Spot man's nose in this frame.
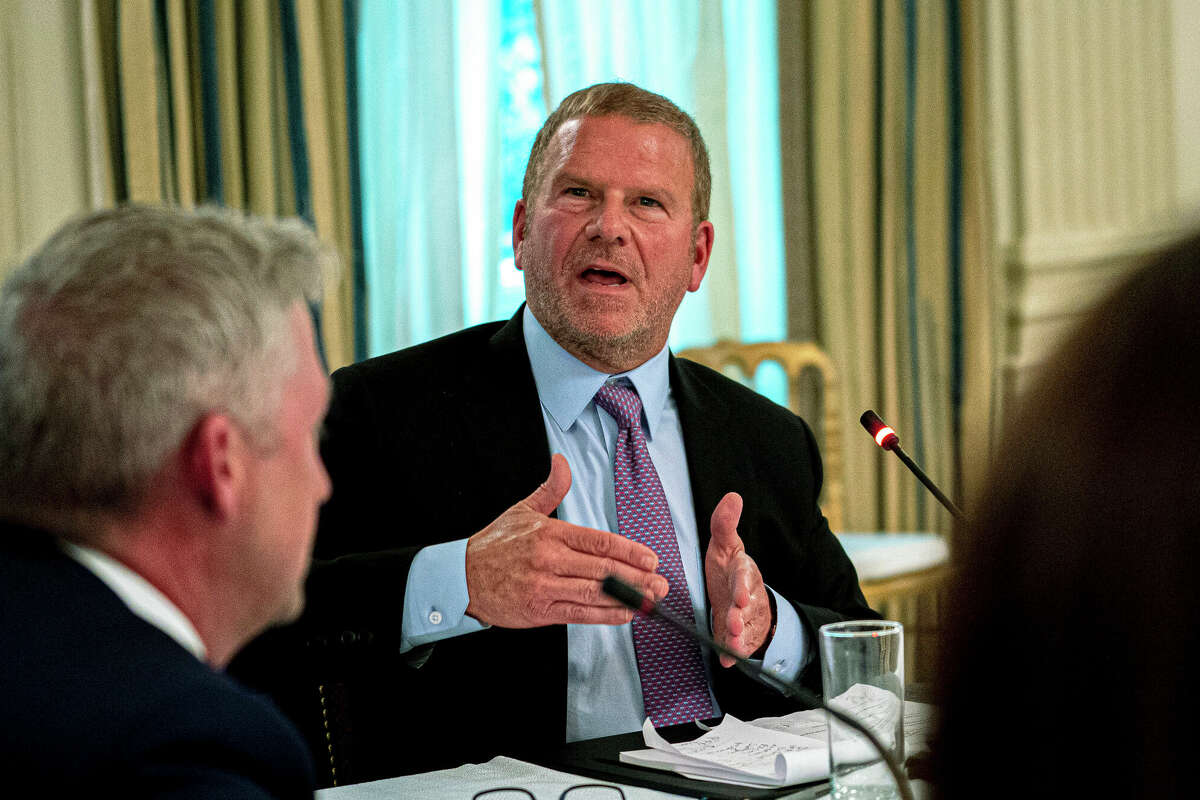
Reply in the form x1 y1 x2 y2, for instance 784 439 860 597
584 198 628 245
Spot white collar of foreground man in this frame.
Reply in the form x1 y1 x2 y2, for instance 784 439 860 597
61 540 207 661
522 305 672 438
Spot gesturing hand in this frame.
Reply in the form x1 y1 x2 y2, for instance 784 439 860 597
465 454 669 629
705 492 773 667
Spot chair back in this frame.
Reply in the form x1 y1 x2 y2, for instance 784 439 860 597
676 340 845 532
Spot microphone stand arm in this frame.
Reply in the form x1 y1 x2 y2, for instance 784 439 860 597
890 443 966 521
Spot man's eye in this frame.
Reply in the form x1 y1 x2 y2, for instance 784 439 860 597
638 196 662 208
565 187 589 197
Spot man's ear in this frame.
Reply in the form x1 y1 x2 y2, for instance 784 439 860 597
183 413 242 519
512 200 528 271
688 220 715 293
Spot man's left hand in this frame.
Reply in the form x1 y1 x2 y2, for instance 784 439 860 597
705 492 773 667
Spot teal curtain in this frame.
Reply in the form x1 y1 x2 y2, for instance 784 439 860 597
358 0 467 354
721 0 785 345
357 0 788 364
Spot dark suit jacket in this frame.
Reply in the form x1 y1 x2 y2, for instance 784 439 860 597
232 310 874 784
0 521 314 798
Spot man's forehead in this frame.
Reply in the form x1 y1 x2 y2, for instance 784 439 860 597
542 115 692 184
550 114 687 150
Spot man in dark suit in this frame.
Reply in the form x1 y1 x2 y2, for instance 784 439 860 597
235 82 874 784
0 205 335 796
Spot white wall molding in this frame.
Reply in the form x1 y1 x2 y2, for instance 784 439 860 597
1008 223 1187 270
983 0 1198 409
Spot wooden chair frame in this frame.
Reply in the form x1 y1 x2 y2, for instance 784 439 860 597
677 340 845 532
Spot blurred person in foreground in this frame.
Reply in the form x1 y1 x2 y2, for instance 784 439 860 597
934 232 1200 798
0 205 334 797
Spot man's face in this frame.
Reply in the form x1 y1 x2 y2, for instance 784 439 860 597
240 304 331 627
514 115 714 373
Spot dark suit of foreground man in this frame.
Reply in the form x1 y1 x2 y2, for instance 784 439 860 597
0 206 334 797
233 82 874 785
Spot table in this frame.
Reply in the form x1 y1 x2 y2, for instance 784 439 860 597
315 756 685 800
315 722 936 800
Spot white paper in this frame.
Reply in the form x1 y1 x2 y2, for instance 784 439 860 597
620 714 829 786
751 689 935 755
618 686 937 788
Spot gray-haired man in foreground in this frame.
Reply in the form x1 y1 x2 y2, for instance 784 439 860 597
0 205 333 797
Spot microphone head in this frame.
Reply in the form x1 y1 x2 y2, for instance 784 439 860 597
602 576 654 615
860 409 900 450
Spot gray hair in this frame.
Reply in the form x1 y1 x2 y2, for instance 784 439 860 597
0 205 334 530
522 82 712 225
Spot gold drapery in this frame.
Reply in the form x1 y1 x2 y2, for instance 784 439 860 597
79 0 356 369
778 0 999 536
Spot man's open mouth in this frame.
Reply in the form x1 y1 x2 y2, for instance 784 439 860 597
581 267 628 286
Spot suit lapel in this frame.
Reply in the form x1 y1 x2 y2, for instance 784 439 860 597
669 356 753 559
480 308 568 736
457 308 555 513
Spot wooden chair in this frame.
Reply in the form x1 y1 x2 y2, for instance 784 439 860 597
677 340 950 681
677 340 846 531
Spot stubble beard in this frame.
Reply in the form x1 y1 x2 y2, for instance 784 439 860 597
525 248 686 374
536 293 659 373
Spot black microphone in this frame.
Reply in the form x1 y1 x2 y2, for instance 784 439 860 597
860 410 965 521
602 575 914 800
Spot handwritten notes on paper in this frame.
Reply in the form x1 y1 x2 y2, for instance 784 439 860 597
618 684 935 788
623 714 828 787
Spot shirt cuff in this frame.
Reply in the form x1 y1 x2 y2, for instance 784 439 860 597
752 585 808 682
400 538 488 652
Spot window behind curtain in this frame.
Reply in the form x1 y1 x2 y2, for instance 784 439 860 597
356 0 788 405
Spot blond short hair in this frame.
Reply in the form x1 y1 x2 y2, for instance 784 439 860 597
522 82 712 225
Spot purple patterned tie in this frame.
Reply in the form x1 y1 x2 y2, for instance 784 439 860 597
593 381 714 727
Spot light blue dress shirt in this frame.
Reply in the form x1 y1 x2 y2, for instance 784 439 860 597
398 307 808 741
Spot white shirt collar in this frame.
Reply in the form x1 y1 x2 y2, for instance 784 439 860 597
61 540 207 662
522 305 672 437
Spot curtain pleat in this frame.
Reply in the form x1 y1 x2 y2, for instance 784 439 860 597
878 0 904 529
214 0 244 207
293 0 355 370
777 0 816 343
944 0 964 499
916 0 953 534
957 0 1001 530
242 0 279 216
809 0 875 528
164 0 198 206
81 0 119 207
342 0 367 361
278 0 311 224
271 18 298 219
117 0 163 202
197 1 223 200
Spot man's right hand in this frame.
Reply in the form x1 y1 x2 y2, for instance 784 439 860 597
464 453 668 628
